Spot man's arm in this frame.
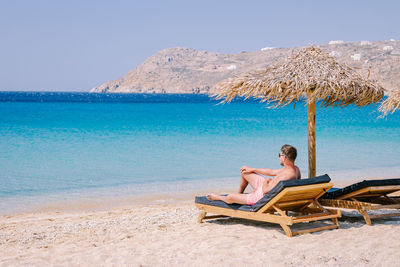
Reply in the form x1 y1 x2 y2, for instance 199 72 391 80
241 166 279 176
253 168 279 176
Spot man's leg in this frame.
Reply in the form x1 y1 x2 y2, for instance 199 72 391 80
206 193 248 205
238 172 264 193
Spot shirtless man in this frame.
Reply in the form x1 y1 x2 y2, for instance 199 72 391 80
206 144 301 205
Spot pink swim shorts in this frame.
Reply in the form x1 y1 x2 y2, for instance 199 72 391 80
246 175 265 205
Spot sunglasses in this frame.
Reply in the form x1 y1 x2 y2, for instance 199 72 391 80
278 153 284 158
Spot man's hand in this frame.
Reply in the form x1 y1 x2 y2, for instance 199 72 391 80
241 166 254 174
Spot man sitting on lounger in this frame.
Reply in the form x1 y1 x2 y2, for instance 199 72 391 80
206 144 301 205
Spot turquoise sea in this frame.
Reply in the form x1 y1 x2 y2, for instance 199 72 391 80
1 92 399 214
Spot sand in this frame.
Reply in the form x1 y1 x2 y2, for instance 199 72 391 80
1 198 400 267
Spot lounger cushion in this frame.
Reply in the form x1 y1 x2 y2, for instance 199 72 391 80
195 174 331 212
321 178 400 199
195 195 253 211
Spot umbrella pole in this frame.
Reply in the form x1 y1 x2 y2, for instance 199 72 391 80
307 100 316 178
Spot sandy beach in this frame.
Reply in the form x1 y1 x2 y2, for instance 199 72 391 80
1 197 400 267
2 0 400 266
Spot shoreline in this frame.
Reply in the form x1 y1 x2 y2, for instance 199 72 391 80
1 166 399 217
0 177 239 216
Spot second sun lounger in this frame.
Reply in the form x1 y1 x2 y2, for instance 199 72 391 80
320 178 400 225
195 174 341 237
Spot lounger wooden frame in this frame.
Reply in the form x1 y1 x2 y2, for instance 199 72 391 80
320 185 400 225
196 183 341 237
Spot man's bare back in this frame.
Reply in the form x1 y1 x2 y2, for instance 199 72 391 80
261 165 300 194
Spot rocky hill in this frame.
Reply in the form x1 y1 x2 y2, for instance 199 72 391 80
91 40 400 94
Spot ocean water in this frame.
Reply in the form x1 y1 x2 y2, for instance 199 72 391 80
1 92 399 214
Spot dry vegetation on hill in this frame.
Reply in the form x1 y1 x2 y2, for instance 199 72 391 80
91 40 400 94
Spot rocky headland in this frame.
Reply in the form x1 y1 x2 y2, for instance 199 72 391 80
91 40 400 94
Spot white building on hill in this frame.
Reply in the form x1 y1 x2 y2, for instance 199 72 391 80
360 41 371 46
351 54 362 61
329 40 344 45
329 51 341 57
261 47 274 51
383 46 394 51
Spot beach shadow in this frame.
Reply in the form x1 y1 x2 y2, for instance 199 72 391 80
203 216 339 237
335 210 400 229
206 216 276 228
201 210 400 236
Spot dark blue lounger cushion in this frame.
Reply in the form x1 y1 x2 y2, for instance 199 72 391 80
195 174 331 212
321 178 400 199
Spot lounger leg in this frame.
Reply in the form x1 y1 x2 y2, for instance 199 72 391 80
358 209 372 226
280 224 293 237
197 210 207 223
331 217 339 227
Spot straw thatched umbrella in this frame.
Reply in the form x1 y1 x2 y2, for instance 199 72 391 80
215 46 385 178
379 88 400 116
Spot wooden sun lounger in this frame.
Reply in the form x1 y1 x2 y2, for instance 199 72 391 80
195 175 341 237
319 180 400 225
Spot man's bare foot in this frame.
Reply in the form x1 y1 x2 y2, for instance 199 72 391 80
206 193 221 201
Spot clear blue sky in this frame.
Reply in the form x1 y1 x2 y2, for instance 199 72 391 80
1 0 399 92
